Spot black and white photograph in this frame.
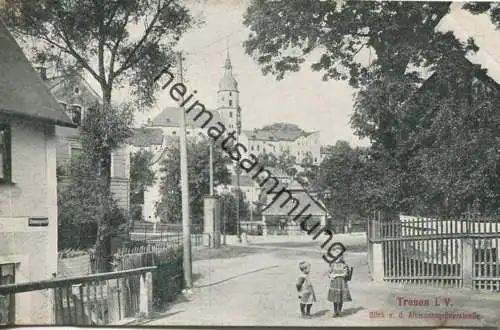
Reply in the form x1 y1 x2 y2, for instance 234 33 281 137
1 0 500 327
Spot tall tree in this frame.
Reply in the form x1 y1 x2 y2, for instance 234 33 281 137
220 189 251 235
2 0 199 106
58 104 133 266
397 57 500 216
257 151 278 168
243 1 488 217
318 141 370 223
296 152 318 190
156 138 232 225
276 149 297 176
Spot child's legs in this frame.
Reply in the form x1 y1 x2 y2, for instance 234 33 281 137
306 304 312 315
299 303 306 315
334 298 343 314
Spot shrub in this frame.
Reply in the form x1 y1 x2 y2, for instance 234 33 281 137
58 189 128 251
152 247 184 307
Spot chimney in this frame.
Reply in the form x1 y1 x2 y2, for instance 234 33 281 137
37 66 48 81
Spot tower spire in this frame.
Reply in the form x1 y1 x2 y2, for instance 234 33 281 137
225 50 232 71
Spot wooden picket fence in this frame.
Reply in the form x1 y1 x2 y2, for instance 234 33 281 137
114 243 184 305
0 267 155 326
368 213 500 291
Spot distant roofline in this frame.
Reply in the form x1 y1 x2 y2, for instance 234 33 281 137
48 72 103 102
0 108 77 128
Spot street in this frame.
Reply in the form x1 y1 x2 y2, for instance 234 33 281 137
143 234 500 327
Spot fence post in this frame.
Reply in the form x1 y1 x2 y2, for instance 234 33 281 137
462 238 474 289
371 241 385 282
139 271 153 317
52 273 57 325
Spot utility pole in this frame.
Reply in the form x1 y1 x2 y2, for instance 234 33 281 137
236 106 242 242
177 52 192 289
209 142 214 195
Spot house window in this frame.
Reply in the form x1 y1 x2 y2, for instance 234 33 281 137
229 92 232 96
229 112 233 118
0 126 12 183
172 131 176 136
0 263 15 325
71 146 82 160
70 105 82 126
229 100 233 107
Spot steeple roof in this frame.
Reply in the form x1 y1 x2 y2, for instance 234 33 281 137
218 52 238 92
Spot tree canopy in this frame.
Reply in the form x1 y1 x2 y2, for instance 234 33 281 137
243 1 500 217
2 0 200 106
156 137 232 224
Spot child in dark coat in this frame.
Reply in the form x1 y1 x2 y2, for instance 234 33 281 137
296 260 316 318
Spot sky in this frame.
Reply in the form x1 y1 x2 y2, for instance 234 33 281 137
105 1 498 148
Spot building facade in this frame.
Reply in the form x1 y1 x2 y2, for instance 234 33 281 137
41 71 131 212
244 124 321 165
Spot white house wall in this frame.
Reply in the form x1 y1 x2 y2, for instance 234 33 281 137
0 118 58 324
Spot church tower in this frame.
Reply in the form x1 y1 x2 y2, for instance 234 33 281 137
217 52 239 132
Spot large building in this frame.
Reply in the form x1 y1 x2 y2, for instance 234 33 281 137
244 123 321 165
36 70 131 212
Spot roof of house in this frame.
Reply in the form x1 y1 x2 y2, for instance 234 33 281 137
286 179 304 192
265 166 289 179
48 72 102 106
260 190 328 216
244 123 316 142
0 21 75 127
260 179 329 216
230 174 255 187
128 127 164 147
150 106 227 129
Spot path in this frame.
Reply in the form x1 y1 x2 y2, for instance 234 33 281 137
145 235 500 327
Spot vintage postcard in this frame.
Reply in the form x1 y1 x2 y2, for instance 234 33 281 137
0 0 500 328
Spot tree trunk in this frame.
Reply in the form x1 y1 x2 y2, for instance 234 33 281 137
94 87 114 273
